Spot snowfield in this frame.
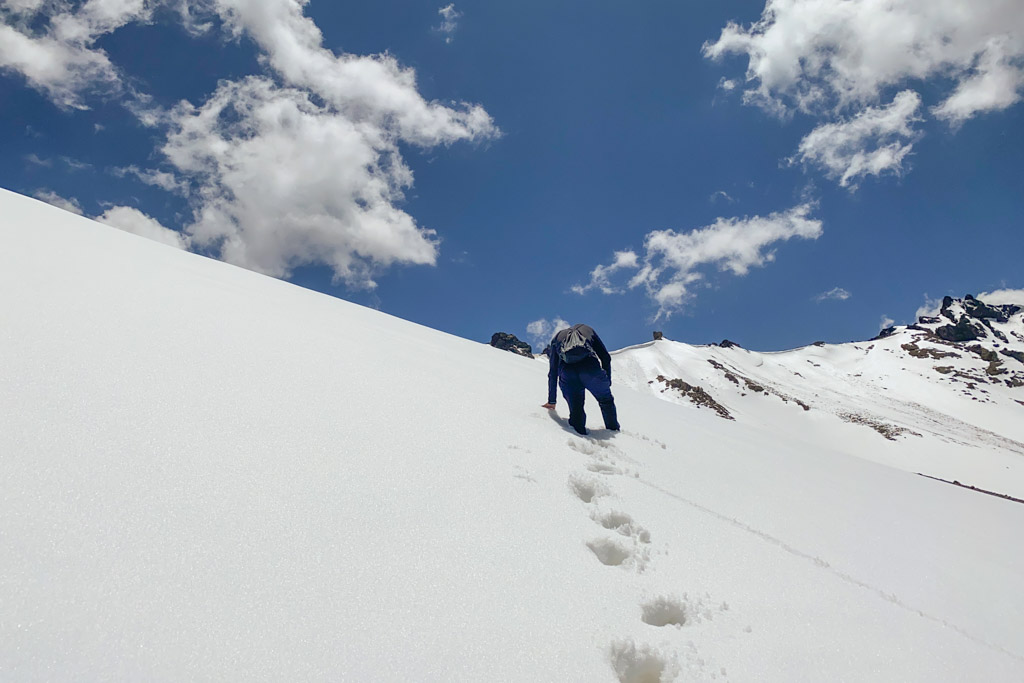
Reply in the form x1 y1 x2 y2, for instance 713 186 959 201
2 188 1023 681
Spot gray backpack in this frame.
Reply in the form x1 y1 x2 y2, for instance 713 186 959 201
559 326 595 364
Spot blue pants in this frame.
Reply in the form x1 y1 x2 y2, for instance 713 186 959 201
558 358 619 434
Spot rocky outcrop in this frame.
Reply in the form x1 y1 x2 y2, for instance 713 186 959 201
489 332 533 358
718 339 741 348
934 314 986 342
963 294 1020 323
652 375 733 420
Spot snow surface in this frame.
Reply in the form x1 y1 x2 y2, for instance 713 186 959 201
2 188 1024 681
611 322 1024 498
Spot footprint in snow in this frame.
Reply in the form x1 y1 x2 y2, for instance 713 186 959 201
639 593 714 628
609 639 680 683
568 473 611 504
591 509 650 543
586 534 650 571
586 461 625 475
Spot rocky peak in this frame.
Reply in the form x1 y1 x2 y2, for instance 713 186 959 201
920 294 1022 343
490 332 534 358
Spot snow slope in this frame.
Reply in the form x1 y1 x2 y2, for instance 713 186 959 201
3 188 1024 681
613 310 1024 499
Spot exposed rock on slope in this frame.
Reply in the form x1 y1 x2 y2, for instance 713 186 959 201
490 332 533 358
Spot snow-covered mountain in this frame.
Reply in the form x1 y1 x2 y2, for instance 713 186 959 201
612 295 1024 499
3 188 1023 681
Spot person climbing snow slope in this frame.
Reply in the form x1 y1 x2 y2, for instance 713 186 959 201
542 323 620 435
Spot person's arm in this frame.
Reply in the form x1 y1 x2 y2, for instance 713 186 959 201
592 333 612 384
544 341 560 407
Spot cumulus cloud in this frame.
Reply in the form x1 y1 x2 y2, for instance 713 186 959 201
159 1 495 286
527 317 570 350
4 0 498 288
208 1 495 147
814 286 850 302
576 204 823 319
0 0 153 108
95 205 190 249
114 165 190 194
436 4 461 44
880 315 895 330
915 295 945 319
30 189 189 249
572 250 638 295
704 0 1024 185
977 288 1024 306
33 188 83 214
159 77 438 285
704 0 1024 116
792 90 922 188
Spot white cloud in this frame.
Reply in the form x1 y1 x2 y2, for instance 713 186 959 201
814 286 851 302
139 0 497 287
915 295 945 319
880 315 895 330
933 39 1024 124
33 188 83 215
95 205 190 250
705 0 1024 185
4 0 498 288
709 190 736 204
208 0 495 147
115 165 190 194
24 152 51 167
792 90 922 188
704 0 1024 118
0 0 152 109
578 204 823 319
572 250 638 295
160 76 455 286
526 317 570 350
436 4 461 44
977 288 1024 306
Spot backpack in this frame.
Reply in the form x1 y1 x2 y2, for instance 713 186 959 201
559 326 595 364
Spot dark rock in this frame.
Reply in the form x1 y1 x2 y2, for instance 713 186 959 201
986 361 1007 376
1000 349 1024 364
812 341 826 347
653 331 664 340
934 315 986 343
718 339 740 348
940 296 956 322
902 342 960 360
917 316 941 325
964 296 1017 323
966 344 998 362
873 326 897 340
490 332 533 358
655 375 733 420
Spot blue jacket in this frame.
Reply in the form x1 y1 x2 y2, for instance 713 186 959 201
547 324 612 404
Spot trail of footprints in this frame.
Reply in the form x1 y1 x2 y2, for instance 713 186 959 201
565 434 731 683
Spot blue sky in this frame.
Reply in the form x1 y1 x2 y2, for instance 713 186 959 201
2 0 1022 351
